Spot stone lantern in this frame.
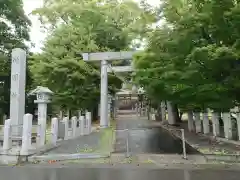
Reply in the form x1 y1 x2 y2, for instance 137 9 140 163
131 85 137 93
122 83 127 89
28 86 53 146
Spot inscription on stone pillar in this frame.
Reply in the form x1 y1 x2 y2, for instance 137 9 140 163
10 48 26 135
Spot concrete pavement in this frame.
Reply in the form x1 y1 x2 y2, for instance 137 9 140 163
0 166 240 180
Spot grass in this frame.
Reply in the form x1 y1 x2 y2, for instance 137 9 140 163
95 119 116 154
96 128 115 153
76 119 116 154
65 119 117 163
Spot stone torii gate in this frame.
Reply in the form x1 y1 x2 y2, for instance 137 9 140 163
82 51 135 128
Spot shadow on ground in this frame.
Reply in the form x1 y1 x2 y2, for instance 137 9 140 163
114 124 199 154
145 127 199 154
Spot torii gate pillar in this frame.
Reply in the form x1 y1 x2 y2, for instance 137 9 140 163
100 60 108 127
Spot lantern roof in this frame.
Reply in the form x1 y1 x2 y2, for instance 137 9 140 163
28 86 53 96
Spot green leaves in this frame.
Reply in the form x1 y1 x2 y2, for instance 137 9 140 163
0 0 31 117
133 0 240 112
29 0 157 111
0 0 31 52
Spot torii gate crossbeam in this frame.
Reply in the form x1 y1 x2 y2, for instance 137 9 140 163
82 51 136 128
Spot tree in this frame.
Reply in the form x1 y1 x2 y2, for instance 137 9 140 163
30 0 156 116
0 0 31 120
133 0 240 120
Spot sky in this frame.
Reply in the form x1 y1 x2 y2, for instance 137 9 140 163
23 0 159 52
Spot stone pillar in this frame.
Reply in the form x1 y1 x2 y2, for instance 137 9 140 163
21 114 33 155
194 112 202 133
236 112 240 141
222 112 233 139
113 96 117 118
236 113 240 141
139 101 142 116
100 60 109 128
37 103 47 146
86 112 92 134
80 116 85 136
77 118 81 136
187 111 195 132
3 119 12 154
167 101 176 125
108 96 111 121
161 101 166 121
136 103 140 116
212 112 220 137
51 117 58 146
202 112 210 134
71 116 77 137
10 48 26 136
36 124 41 148
59 110 63 119
63 117 69 140
151 113 156 121
66 109 70 119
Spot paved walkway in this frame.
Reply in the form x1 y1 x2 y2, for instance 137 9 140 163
27 112 240 165
114 115 154 154
114 114 198 154
5 163 240 180
44 129 102 155
114 112 240 156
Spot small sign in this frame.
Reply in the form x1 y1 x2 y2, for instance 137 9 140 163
82 51 136 61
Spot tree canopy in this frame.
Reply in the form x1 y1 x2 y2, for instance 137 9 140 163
0 0 31 118
1 0 240 122
133 0 240 113
29 0 157 113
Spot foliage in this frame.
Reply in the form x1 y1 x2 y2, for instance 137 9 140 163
0 0 31 117
133 0 240 112
30 0 156 112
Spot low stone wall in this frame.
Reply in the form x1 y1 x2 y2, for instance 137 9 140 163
0 112 94 164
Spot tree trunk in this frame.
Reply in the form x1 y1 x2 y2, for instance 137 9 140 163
172 103 181 123
187 111 195 132
155 104 162 121
167 101 176 125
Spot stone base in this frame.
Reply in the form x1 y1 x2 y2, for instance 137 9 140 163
0 141 61 164
99 125 109 129
0 154 28 165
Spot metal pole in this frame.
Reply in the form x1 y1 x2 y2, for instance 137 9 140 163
181 129 187 159
100 60 108 128
126 129 130 157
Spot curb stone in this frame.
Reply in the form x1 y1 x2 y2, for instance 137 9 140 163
204 154 240 163
29 153 110 162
